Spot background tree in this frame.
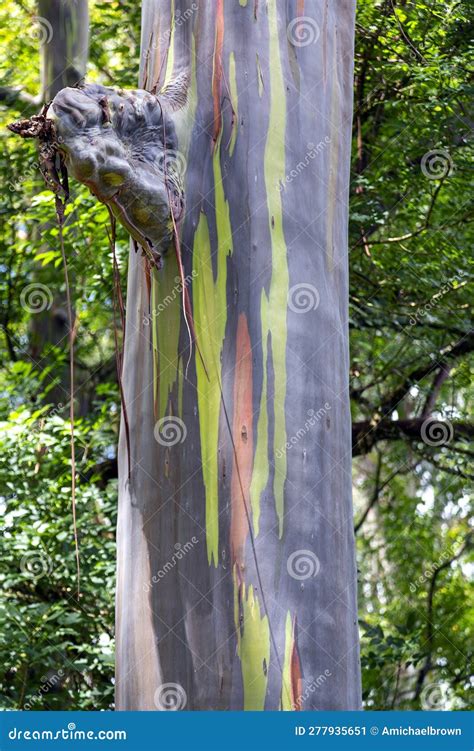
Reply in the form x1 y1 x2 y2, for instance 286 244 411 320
0 0 140 710
0 0 472 711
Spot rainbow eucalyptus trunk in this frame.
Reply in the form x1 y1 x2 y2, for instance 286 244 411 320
116 0 360 710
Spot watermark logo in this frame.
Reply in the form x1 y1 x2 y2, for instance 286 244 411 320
29 17 53 46
156 149 187 180
31 403 65 435
23 670 65 711
150 3 198 51
8 159 40 193
279 138 331 191
154 682 187 710
287 17 320 47
421 149 453 179
408 272 465 326
20 551 53 580
20 283 53 314
154 416 187 446
288 283 320 313
287 550 320 580
276 403 331 459
409 536 463 593
291 670 332 709
421 417 453 446
421 682 448 710
143 271 197 326
144 538 199 592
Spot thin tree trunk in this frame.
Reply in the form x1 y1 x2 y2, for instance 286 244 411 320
30 1 89 405
38 0 89 100
116 0 360 711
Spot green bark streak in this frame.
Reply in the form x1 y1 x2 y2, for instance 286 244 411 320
163 0 176 86
259 2 289 538
192 144 232 563
151 259 182 420
234 570 271 710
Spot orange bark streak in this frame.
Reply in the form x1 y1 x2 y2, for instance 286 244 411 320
290 616 302 710
212 0 224 147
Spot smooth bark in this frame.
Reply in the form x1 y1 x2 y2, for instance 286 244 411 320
116 0 360 711
38 0 89 100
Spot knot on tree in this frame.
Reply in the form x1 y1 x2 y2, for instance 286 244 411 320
9 84 186 268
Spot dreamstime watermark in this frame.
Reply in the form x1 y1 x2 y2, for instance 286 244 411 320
143 271 197 326
279 138 331 191
408 272 465 326
156 149 187 180
291 670 332 710
153 416 187 446
420 682 449 710
410 536 463 593
8 725 127 741
421 149 454 179
150 3 198 51
144 538 199 593
20 550 53 580
154 682 187 710
288 283 320 313
287 549 320 580
23 669 65 710
31 403 65 434
29 16 53 46
20 283 53 314
276 403 331 459
420 417 454 446
8 158 41 193
287 16 320 47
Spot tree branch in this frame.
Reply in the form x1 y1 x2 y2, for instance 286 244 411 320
413 535 472 701
378 332 474 418
352 417 474 457
0 86 40 111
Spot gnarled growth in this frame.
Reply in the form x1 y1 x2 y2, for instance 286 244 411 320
9 83 186 268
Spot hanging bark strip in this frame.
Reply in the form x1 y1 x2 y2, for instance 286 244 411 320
160 113 208 380
8 107 81 596
56 198 81 598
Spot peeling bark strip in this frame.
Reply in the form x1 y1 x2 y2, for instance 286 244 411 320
116 0 361 710
211 0 225 146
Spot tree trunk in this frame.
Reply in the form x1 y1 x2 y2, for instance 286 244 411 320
30 0 89 406
38 0 89 100
116 0 360 711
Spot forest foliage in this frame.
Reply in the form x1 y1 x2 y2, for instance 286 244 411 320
0 0 472 710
